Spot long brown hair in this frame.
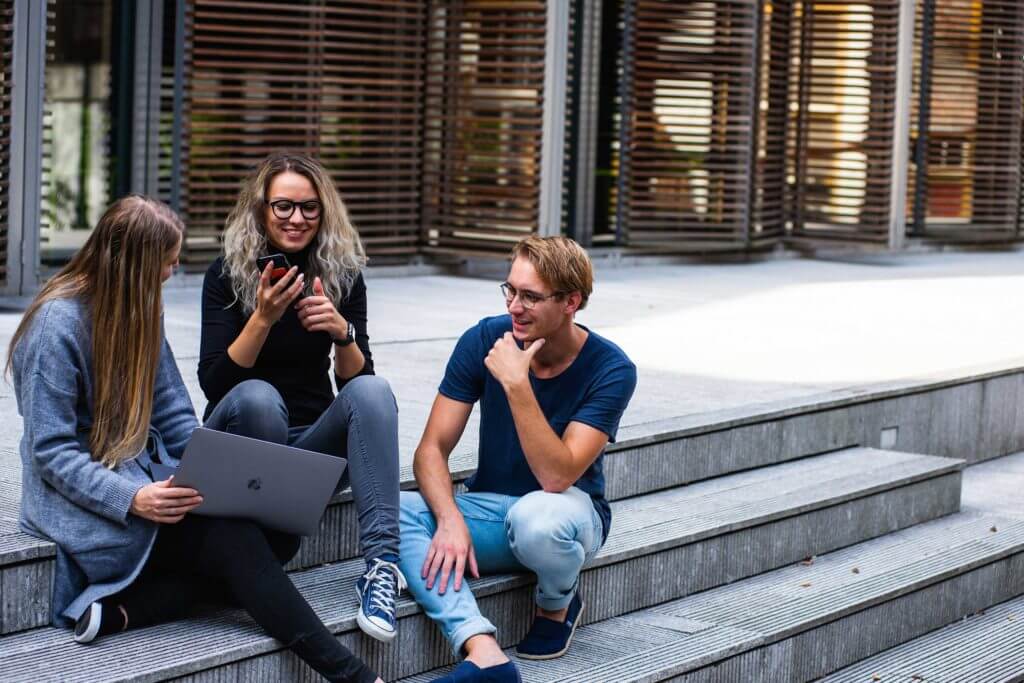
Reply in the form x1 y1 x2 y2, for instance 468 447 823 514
221 151 365 314
7 195 184 467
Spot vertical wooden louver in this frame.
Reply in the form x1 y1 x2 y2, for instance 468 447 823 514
618 0 760 251
909 0 1024 242
789 0 900 242
421 1 547 255
0 1 11 286
186 0 426 265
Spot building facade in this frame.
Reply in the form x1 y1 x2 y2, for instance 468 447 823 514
2 0 1023 295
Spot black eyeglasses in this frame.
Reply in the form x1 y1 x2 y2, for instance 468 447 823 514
500 282 564 310
266 199 322 220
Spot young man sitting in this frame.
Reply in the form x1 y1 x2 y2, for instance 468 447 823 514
398 236 637 682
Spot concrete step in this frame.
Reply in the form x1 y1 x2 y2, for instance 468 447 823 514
822 594 1024 683
402 512 1024 683
0 448 963 681
0 432 958 636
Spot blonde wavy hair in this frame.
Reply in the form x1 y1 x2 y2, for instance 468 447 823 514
7 196 184 468
221 152 366 313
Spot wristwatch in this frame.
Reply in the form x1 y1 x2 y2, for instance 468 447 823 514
333 321 356 347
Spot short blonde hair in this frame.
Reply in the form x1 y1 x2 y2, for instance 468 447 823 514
510 236 593 310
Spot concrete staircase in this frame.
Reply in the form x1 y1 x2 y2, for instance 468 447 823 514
823 593 1024 683
1 386 1023 681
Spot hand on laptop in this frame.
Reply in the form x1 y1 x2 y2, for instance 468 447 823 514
131 478 203 524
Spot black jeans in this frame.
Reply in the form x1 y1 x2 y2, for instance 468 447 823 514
109 515 377 683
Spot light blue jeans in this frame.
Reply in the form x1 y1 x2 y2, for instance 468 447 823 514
398 486 604 656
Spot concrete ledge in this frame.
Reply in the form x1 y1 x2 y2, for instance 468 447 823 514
613 362 1024 468
0 449 962 679
822 594 1024 683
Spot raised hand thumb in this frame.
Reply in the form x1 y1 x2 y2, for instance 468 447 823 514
313 276 325 297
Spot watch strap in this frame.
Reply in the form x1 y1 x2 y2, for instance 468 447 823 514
333 322 355 347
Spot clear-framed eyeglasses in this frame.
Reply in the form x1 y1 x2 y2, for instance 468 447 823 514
500 282 564 310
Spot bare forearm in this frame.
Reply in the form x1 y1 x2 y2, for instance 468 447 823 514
227 314 272 368
333 342 365 380
414 448 463 524
505 382 576 491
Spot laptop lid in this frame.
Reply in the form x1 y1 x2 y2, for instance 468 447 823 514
172 428 347 536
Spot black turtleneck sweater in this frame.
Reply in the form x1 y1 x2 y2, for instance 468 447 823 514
198 246 374 427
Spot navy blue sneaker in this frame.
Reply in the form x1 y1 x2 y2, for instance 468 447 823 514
514 591 584 660
430 660 522 682
355 557 407 642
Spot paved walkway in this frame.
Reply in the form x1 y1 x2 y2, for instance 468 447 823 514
2 249 1024 465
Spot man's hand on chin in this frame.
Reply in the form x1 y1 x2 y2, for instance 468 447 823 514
485 332 545 391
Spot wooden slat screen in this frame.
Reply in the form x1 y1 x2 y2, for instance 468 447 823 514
420 1 547 255
0 1 11 286
789 0 900 242
618 0 760 250
186 0 426 265
908 0 1024 242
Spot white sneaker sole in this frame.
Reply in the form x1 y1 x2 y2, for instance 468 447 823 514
74 602 102 644
356 608 397 643
355 583 398 643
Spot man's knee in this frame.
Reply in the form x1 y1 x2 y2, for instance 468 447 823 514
505 490 581 558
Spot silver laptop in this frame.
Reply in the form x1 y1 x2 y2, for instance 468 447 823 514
161 428 347 536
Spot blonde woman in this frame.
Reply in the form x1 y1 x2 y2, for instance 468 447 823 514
10 196 383 683
198 152 403 643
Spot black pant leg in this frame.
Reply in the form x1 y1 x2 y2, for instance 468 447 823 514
107 518 222 629
185 517 376 683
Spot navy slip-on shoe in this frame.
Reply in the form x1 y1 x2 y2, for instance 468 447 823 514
430 660 522 683
515 592 585 660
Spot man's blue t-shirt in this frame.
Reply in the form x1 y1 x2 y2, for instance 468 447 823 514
439 315 637 542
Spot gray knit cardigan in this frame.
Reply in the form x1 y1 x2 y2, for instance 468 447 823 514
12 297 197 626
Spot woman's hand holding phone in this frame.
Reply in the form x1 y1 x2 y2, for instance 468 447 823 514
131 478 203 524
254 261 304 326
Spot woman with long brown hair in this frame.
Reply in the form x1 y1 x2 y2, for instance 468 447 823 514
9 195 383 683
199 152 403 643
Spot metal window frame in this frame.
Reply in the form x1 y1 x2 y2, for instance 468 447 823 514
5 0 168 297
888 0 916 250
539 0 571 238
132 0 164 197
6 0 45 297
568 0 602 248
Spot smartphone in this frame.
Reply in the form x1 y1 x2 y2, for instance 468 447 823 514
256 253 291 282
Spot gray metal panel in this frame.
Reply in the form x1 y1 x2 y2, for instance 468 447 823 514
132 0 164 197
569 0 601 247
7 0 46 296
538 0 570 237
887 0 915 250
